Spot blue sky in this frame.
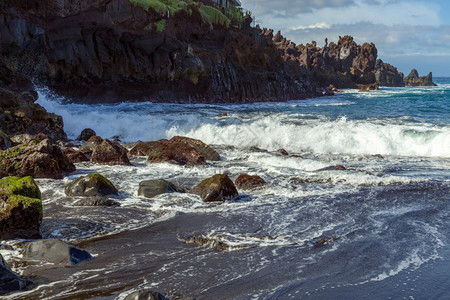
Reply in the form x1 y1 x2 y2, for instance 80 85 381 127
241 0 450 76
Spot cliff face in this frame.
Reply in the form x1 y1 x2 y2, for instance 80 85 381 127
404 69 437 87
0 0 405 104
0 0 316 103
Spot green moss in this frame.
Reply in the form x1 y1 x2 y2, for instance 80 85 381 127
198 5 230 28
155 19 166 32
0 176 42 218
87 173 117 191
0 145 26 159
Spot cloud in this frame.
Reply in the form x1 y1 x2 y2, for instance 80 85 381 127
290 22 331 31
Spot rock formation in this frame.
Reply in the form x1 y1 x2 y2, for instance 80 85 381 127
65 173 119 197
0 135 75 179
189 174 239 202
0 176 42 239
0 64 66 140
404 69 437 86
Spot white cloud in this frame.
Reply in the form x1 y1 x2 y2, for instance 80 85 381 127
290 22 331 31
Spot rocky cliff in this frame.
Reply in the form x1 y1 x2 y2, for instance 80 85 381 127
0 0 405 104
404 69 437 86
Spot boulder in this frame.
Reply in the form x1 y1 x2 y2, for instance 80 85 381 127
316 165 346 172
278 149 289 156
91 139 132 166
0 254 33 295
189 174 239 202
73 197 120 207
129 136 219 166
404 69 437 86
0 130 12 150
130 140 205 166
235 174 266 190
65 173 118 197
0 176 42 240
77 128 96 141
124 290 167 300
23 239 92 265
80 136 104 153
62 148 89 163
0 136 75 179
169 136 220 161
138 179 179 199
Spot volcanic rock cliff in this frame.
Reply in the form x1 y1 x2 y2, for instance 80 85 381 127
0 0 405 104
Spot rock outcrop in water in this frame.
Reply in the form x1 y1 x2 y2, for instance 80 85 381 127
235 174 266 190
0 135 75 179
23 239 92 265
190 174 239 202
404 69 437 86
138 179 180 199
0 254 34 294
0 176 42 240
129 136 219 166
65 173 119 197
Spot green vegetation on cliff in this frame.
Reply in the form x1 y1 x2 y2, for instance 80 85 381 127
129 0 245 30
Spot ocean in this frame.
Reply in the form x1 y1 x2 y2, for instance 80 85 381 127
2 79 449 299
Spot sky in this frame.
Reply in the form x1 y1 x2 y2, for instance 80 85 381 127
241 0 450 77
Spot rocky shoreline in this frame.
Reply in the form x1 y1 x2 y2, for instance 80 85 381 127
0 0 441 297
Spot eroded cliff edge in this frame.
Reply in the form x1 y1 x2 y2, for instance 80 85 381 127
1 0 405 104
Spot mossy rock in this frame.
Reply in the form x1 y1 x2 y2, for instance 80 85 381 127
65 173 118 197
138 179 179 198
189 174 239 202
0 176 43 240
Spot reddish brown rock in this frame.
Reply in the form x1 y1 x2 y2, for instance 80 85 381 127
129 136 219 166
190 174 239 202
235 174 266 190
62 148 89 163
91 139 132 166
278 149 289 156
0 136 75 179
77 128 96 141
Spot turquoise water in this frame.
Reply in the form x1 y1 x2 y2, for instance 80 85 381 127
14 79 449 299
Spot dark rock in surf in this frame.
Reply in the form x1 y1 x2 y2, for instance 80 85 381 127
235 174 266 190
77 128 96 141
189 174 239 202
316 165 346 172
129 136 218 166
278 149 289 156
91 139 132 166
138 179 180 199
0 176 42 240
0 253 34 295
404 69 437 86
169 136 220 161
23 239 92 265
62 148 89 163
124 289 168 300
73 197 120 207
0 136 75 179
65 173 118 197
